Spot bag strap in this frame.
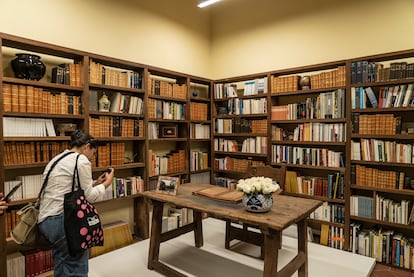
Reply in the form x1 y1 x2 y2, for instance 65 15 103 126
71 154 82 192
38 151 75 199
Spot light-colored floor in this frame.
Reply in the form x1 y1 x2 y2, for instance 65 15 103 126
89 218 376 277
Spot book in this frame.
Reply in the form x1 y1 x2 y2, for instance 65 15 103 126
364 87 378 108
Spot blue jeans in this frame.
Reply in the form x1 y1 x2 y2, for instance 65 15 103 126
38 214 88 277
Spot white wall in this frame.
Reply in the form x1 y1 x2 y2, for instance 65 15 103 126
210 0 414 79
0 0 211 77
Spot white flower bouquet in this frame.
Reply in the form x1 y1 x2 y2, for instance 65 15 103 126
236 176 280 196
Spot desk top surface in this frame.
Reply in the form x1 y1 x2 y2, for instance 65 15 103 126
144 183 322 231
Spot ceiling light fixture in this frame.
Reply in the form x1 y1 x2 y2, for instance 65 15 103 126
198 0 221 8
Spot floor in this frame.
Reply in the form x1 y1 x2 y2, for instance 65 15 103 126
370 263 414 277
89 218 378 277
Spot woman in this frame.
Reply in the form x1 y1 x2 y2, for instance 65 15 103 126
0 193 7 216
38 129 114 277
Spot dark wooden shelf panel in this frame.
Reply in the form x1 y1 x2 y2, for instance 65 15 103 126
91 136 145 142
89 83 144 94
308 218 345 228
352 106 414 113
189 119 211 124
215 113 268 118
351 160 414 168
351 185 414 196
5 163 48 169
350 77 414 88
148 118 187 123
190 168 211 174
89 111 144 118
190 96 210 102
92 162 145 172
147 94 187 103
271 140 346 146
283 191 345 204
214 151 268 158
189 138 211 142
270 85 345 96
213 133 267 137
3 76 83 91
3 112 84 119
213 94 268 102
351 134 414 140
350 216 414 231
271 163 346 172
3 136 71 141
148 138 187 142
271 118 346 124
148 171 189 178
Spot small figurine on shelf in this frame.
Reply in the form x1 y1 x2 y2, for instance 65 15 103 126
98 93 111 112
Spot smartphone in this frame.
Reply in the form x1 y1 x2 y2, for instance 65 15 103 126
103 168 112 174
3 182 22 202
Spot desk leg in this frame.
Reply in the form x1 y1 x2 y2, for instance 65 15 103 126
147 200 163 270
193 211 203 248
297 219 308 277
262 228 280 277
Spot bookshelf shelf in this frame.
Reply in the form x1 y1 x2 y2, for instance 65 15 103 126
350 185 414 196
3 112 84 119
271 118 346 124
215 113 268 119
89 111 145 119
284 192 345 204
213 133 267 137
3 77 83 91
272 163 346 172
271 141 346 146
351 160 414 168
2 136 71 141
89 83 145 94
308 218 345 228
350 216 414 231
214 151 268 158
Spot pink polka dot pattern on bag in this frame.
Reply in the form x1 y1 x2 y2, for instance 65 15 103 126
75 195 104 250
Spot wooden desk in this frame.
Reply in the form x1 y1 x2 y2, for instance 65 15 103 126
143 184 321 277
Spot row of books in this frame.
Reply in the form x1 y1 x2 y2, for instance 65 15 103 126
243 77 268 95
271 145 344 167
352 164 407 190
51 62 82 86
160 205 194 233
271 89 345 120
215 118 268 134
3 117 56 137
351 113 400 135
92 143 126 167
273 122 346 142
214 176 237 189
190 151 209 171
351 61 414 84
222 97 267 115
350 195 374 218
320 224 345 250
109 93 144 115
189 102 208 121
284 171 344 199
147 98 186 120
89 116 143 137
147 149 186 176
351 85 414 109
352 138 413 164
3 84 81 115
3 141 68 165
4 175 42 201
310 202 345 224
90 221 133 258
102 176 145 200
213 83 238 99
214 157 264 172
270 66 346 93
90 60 142 88
350 225 414 269
190 123 210 139
375 194 412 225
7 249 53 277
214 137 268 154
149 78 187 99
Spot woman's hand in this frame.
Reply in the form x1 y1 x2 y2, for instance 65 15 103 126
0 193 8 216
94 168 115 188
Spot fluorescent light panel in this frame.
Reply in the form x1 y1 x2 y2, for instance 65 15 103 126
198 0 221 8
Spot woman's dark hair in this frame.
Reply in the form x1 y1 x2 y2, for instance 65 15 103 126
69 129 97 149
